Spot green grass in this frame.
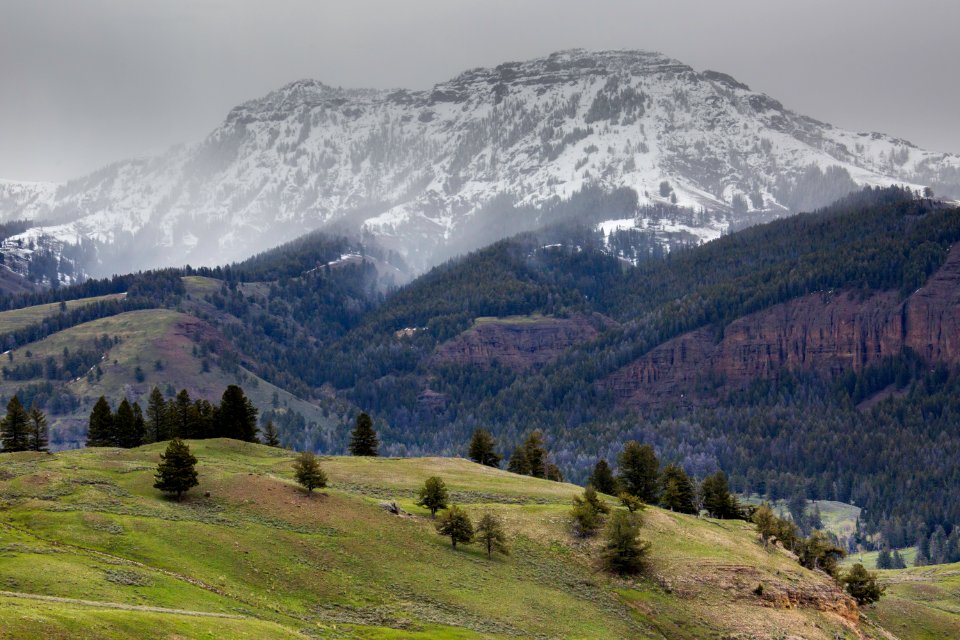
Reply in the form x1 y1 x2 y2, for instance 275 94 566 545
0 293 125 334
863 563 960 639
0 441 890 639
843 546 918 569
473 314 547 325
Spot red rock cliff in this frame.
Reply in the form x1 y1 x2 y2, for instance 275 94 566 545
604 244 960 408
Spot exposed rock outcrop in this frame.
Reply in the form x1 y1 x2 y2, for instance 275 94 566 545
604 244 960 408
432 313 616 371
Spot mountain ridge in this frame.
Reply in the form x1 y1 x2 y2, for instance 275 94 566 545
2 48 959 282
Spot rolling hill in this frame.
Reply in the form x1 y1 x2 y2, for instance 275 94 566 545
0 439 899 639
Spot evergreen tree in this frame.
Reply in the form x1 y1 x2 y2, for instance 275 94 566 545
27 406 48 452
416 476 449 518
153 438 199 500
467 428 501 467
752 503 778 548
876 547 892 570
798 530 845 577
349 412 378 456
131 403 146 447
701 470 739 519
545 463 564 482
659 464 697 514
172 389 192 438
476 512 509 559
87 396 115 447
262 420 281 447
601 511 650 575
217 385 258 441
436 505 473 549
617 441 659 502
145 387 168 443
1 396 30 452
570 485 608 538
520 430 547 478
589 459 618 495
619 492 645 514
890 549 907 569
841 563 885 605
190 399 215 439
292 451 327 493
507 447 531 475
114 399 140 448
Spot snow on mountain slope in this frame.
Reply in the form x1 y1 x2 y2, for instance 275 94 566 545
3 49 959 277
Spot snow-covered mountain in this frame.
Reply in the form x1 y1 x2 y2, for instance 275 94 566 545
3 49 960 279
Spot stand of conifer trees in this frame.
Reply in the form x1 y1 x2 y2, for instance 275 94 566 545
86 384 259 448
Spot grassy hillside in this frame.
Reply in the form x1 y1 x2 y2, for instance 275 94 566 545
865 563 960 639
0 293 126 333
0 440 880 639
0 309 346 449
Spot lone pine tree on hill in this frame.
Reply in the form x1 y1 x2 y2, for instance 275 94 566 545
841 563 885 605
0 396 30 452
467 428 501 467
293 451 327 494
436 505 474 549
476 513 509 559
602 511 650 575
417 476 449 517
349 412 379 456
153 438 199 501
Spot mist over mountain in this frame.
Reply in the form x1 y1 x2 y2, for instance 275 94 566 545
2 49 959 284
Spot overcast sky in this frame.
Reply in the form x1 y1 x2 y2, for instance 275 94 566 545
2 0 958 183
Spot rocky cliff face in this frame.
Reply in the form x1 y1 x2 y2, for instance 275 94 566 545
604 244 960 408
432 314 615 371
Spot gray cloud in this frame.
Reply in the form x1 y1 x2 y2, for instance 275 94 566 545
2 0 958 182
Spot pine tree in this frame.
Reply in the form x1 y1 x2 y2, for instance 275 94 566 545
876 547 892 570
507 447 531 475
589 459 618 495
520 430 547 478
467 428 501 467
841 563 885 605
617 441 659 502
798 530 845 577
701 470 739 519
752 503 778 548
475 513 509 559
619 492 645 514
890 549 907 569
545 463 564 482
172 389 192 438
215 385 258 442
349 412 379 456
436 505 473 549
114 399 139 448
1 397 30 452
131 403 146 447
659 464 697 514
262 420 281 447
570 486 608 538
417 476 449 518
27 406 48 452
145 387 168 443
153 438 199 500
292 451 327 493
87 396 115 447
601 511 650 575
